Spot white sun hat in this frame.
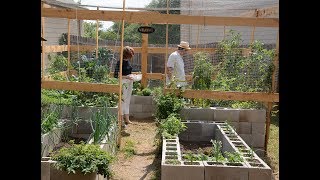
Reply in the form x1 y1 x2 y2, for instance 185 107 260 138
177 41 191 50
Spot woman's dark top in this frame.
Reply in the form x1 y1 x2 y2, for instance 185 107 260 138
114 59 132 78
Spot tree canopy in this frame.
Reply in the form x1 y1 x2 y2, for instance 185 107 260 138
83 0 181 44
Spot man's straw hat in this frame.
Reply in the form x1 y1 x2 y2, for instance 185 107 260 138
177 41 191 50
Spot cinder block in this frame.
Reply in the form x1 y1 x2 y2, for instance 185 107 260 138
61 106 118 120
241 109 266 123
129 95 136 104
141 104 156 113
41 128 63 157
77 106 94 120
228 122 239 133
73 120 93 134
239 134 253 147
252 122 266 134
131 112 153 119
239 122 252 134
200 136 215 142
204 162 249 180
41 160 51 180
252 134 265 148
188 135 204 142
132 95 153 104
248 167 272 180
214 109 240 122
161 161 204 180
201 123 215 137
180 108 214 121
184 122 202 136
129 104 143 113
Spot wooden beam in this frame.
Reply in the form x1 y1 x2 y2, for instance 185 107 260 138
67 19 71 74
264 30 279 153
45 45 253 55
41 80 120 93
41 4 45 80
141 26 148 88
42 8 278 27
43 45 68 53
146 73 165 80
96 7 99 59
164 89 279 102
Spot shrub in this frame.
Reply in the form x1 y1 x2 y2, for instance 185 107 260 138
52 141 114 178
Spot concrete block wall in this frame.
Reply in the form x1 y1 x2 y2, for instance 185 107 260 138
179 107 267 157
41 128 63 157
129 95 156 119
179 121 216 142
162 122 272 180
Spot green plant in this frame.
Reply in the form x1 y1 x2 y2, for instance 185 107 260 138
52 141 114 178
92 65 109 82
198 153 209 161
210 140 225 162
192 51 214 90
225 151 244 163
46 54 68 74
211 30 275 108
225 120 235 133
248 147 255 161
132 81 143 95
183 151 197 163
90 105 117 144
192 98 211 108
41 104 63 134
154 91 185 120
122 140 135 158
159 113 187 139
165 159 181 165
92 47 114 67
142 87 152 96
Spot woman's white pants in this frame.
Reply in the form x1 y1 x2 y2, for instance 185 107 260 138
120 78 133 115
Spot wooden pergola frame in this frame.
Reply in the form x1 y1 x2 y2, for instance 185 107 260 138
41 6 279 151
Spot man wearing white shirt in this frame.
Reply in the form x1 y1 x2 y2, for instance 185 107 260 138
166 41 191 88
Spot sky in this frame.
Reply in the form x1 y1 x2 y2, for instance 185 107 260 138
76 0 152 30
79 0 152 8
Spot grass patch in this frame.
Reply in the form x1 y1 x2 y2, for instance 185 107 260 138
266 111 279 175
122 140 136 158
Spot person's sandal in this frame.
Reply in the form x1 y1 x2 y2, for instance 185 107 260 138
125 120 133 124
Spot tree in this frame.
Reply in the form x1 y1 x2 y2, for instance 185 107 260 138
82 0 181 44
101 0 181 44
83 21 103 38
146 0 180 44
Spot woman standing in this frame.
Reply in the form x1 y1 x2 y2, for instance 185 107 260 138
114 46 134 126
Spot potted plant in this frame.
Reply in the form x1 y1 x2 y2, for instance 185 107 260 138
50 140 114 180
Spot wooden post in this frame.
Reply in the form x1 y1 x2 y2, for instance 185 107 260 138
67 19 71 74
117 0 126 147
196 25 200 50
250 26 256 44
164 0 170 89
41 2 45 80
264 30 279 154
96 7 99 59
141 25 148 88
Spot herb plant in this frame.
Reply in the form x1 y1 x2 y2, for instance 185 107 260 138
52 141 114 178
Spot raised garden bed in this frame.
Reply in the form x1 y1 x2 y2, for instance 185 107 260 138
41 108 118 180
161 121 272 180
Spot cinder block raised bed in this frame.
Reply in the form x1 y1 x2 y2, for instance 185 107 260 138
161 121 272 180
